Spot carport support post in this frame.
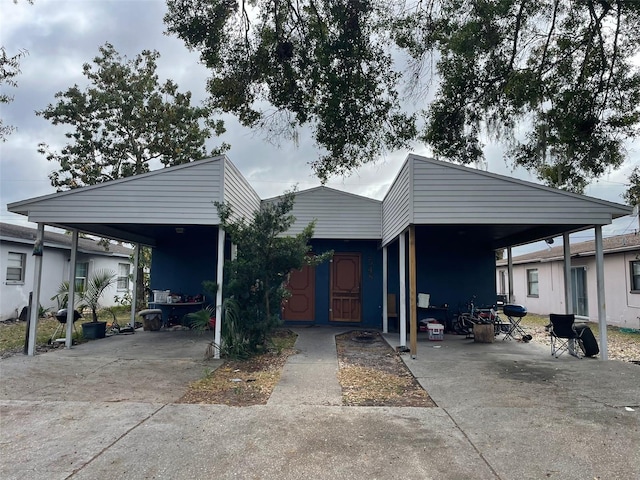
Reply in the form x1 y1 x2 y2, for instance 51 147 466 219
399 231 407 347
382 245 388 334
129 243 140 328
507 247 514 303
563 233 573 314
409 225 417 358
65 230 79 348
27 223 45 356
595 225 608 360
214 228 225 359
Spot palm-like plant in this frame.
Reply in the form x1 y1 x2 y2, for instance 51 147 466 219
52 269 116 322
81 269 116 322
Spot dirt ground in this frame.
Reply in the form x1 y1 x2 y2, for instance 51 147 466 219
178 330 299 406
177 329 435 407
336 330 435 407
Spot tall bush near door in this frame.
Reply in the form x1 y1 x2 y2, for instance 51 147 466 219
216 190 328 356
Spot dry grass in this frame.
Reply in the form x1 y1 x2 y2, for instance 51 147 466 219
0 309 131 357
337 364 432 406
335 331 435 407
178 330 298 406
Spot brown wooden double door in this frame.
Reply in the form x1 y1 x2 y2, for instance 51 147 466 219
282 252 362 323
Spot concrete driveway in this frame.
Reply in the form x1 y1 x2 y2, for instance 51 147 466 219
1 327 639 480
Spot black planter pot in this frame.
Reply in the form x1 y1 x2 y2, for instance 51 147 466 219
82 321 106 339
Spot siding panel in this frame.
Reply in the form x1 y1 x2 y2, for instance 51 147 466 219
11 158 225 225
223 158 261 222
266 187 381 239
410 156 628 224
381 162 410 244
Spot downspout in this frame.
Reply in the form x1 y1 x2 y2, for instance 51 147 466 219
65 230 79 348
214 228 225 359
595 225 608 360
27 223 45 356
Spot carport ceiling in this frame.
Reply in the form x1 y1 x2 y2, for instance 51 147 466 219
419 223 598 250
47 223 217 247
56 222 598 251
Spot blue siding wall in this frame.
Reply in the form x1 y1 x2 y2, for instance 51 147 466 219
305 239 383 328
414 226 496 313
150 225 220 297
384 228 496 330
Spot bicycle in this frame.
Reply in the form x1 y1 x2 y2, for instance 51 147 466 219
455 297 505 338
454 297 484 337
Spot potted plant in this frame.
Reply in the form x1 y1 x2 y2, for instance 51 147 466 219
53 269 116 340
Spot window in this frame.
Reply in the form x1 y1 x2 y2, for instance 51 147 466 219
6 252 26 283
117 263 130 291
499 270 507 294
631 261 640 293
75 262 89 291
527 268 539 297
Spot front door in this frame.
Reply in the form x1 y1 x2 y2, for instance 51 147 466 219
282 264 315 321
330 253 361 322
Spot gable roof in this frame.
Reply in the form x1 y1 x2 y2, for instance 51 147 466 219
7 156 260 245
263 186 382 239
497 232 640 265
0 222 132 257
381 154 632 247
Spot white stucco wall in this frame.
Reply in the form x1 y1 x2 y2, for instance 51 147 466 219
497 251 640 329
1 243 132 321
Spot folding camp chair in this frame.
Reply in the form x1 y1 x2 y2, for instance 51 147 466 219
549 313 582 358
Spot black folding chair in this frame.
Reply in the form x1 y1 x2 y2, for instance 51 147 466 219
549 313 582 358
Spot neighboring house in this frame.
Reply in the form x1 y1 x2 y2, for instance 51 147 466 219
496 233 640 330
7 154 631 358
0 222 133 321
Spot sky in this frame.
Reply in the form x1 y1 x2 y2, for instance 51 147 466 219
1 0 638 253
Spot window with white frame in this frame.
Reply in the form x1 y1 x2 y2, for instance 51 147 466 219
75 262 89 291
117 263 130 291
631 260 640 293
526 268 539 297
6 252 26 283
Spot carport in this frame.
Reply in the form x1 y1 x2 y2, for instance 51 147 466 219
379 156 632 359
7 156 259 358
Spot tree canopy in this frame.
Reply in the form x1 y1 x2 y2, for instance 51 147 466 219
0 47 28 141
165 0 640 193
165 0 416 181
37 42 227 190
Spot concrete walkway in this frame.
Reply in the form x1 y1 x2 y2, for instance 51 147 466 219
268 327 346 406
1 327 639 480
